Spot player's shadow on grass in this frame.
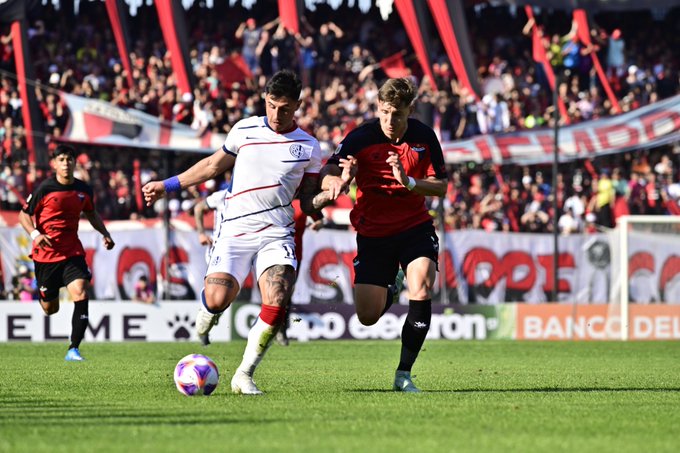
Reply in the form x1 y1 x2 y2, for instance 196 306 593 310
348 387 680 393
0 397 281 427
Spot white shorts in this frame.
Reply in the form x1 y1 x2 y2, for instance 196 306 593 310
206 233 297 287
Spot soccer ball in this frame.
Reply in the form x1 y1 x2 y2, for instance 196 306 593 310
173 354 219 396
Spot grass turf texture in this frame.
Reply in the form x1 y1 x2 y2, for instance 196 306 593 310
1 341 678 453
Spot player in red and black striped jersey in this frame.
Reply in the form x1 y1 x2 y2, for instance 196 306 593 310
321 78 448 392
18 145 115 362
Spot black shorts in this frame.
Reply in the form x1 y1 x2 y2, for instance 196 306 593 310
353 221 439 287
34 256 91 301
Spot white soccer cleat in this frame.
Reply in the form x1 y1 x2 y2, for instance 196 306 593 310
196 307 222 337
393 370 421 393
231 370 263 395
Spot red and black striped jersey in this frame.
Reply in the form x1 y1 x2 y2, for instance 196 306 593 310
22 177 94 263
328 118 447 237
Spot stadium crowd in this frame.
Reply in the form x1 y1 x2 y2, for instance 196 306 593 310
0 2 679 241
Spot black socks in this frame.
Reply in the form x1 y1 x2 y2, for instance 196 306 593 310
69 299 89 350
398 299 432 372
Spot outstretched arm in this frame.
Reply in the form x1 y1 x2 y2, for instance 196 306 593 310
142 148 235 206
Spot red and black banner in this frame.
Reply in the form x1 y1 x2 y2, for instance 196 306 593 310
1 0 46 166
380 52 410 79
105 0 134 90
441 93 680 165
572 9 621 114
394 0 438 89
154 0 194 96
277 0 305 34
427 0 482 100
524 6 570 123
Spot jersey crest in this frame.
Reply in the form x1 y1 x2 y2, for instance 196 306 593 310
289 144 304 158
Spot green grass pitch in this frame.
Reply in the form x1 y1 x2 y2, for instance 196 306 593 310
1 340 679 453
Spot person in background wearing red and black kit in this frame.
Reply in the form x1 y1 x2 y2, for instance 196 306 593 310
321 78 448 392
18 145 115 361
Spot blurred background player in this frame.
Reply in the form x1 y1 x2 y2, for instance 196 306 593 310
18 145 115 361
321 78 448 392
193 184 229 344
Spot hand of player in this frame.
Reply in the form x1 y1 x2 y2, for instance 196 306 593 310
326 177 346 201
339 155 357 184
198 233 213 246
310 219 325 231
103 235 115 250
386 151 408 187
33 233 52 249
142 181 166 206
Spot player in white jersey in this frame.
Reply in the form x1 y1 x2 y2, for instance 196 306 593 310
194 187 229 262
142 70 346 395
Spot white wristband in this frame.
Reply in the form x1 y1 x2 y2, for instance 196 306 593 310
30 230 41 241
405 176 416 191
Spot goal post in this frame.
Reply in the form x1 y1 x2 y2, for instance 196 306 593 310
613 215 680 340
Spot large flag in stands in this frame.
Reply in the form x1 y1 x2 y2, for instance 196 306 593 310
443 93 680 165
1 0 46 165
60 93 225 153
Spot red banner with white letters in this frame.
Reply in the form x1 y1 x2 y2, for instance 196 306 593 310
60 93 226 153
4 225 680 305
442 94 680 165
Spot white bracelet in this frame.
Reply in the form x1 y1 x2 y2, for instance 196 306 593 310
30 230 41 240
405 176 417 191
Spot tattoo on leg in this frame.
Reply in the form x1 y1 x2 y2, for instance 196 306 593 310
264 265 295 306
206 277 235 288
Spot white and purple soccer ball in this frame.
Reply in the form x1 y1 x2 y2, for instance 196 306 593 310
173 354 219 396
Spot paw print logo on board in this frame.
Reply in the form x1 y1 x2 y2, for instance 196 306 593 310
167 314 195 340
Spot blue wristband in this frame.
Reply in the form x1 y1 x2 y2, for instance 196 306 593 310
163 176 181 193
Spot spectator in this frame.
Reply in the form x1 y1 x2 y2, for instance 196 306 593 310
16 264 38 302
234 17 279 75
132 275 156 305
606 29 626 77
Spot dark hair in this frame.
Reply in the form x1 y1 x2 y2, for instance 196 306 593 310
378 78 417 109
265 70 302 100
52 144 76 159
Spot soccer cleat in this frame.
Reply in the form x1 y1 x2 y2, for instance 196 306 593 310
231 370 263 395
393 370 421 393
198 334 211 346
275 328 290 347
392 268 405 306
65 348 84 362
196 308 221 345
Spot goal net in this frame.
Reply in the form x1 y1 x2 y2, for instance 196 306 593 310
609 215 680 340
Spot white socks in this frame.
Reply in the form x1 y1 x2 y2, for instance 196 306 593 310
236 316 278 377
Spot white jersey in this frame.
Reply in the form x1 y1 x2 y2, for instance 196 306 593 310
221 116 321 237
205 188 229 212
205 188 229 243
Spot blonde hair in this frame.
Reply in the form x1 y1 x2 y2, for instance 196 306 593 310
378 78 417 109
